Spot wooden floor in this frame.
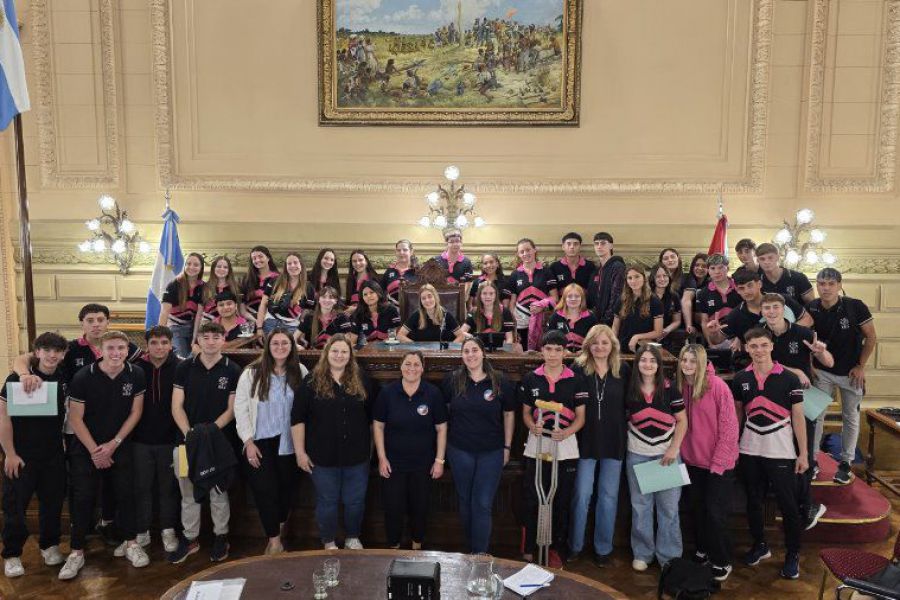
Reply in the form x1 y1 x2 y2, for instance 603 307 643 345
1 492 897 600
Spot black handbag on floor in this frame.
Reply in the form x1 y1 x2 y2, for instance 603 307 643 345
657 558 719 599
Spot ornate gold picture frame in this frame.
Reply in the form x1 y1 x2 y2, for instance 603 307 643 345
318 0 582 126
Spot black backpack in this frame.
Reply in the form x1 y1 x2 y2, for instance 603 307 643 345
658 558 719 599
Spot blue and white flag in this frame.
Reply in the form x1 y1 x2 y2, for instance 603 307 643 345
145 208 184 329
0 0 30 130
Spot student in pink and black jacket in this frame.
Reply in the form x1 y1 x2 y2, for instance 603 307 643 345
678 343 739 583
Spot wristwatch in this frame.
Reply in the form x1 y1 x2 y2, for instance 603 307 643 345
113 437 122 446
435 458 445 465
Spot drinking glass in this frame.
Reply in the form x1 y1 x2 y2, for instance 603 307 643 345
323 557 340 587
387 328 398 342
466 553 495 599
313 569 329 599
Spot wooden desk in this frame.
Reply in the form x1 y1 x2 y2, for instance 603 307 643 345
160 549 628 600
864 408 900 497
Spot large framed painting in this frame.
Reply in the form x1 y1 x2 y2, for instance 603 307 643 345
318 0 582 126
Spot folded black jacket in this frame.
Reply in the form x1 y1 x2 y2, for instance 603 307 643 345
185 422 237 502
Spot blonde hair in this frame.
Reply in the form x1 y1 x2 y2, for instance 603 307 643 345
574 324 621 379
310 334 367 400
677 344 710 401
555 283 587 313
417 284 446 330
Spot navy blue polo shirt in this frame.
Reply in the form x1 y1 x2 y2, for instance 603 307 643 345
435 252 473 284
162 279 204 325
761 268 812 306
373 380 448 472
464 307 515 334
381 265 418 303
402 310 460 342
614 296 664 352
354 305 402 341
765 321 816 378
807 296 873 376
694 278 741 319
441 371 516 453
300 312 353 349
62 336 142 384
722 296 807 342
172 355 240 434
549 257 594 293
468 275 509 301
68 362 146 446
546 310 599 352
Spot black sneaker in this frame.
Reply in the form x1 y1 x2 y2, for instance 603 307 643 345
692 551 709 565
833 461 852 485
743 542 771 566
167 537 199 564
95 521 121 546
210 535 229 562
566 551 581 564
711 564 732 582
780 552 800 580
592 553 610 568
805 503 827 530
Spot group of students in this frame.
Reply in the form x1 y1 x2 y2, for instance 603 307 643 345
0 229 877 585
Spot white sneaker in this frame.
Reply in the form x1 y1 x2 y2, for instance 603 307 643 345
113 540 128 557
632 559 649 572
4 557 24 578
344 538 364 550
162 528 179 553
58 552 85 580
136 531 151 547
125 543 150 568
41 545 65 566
323 542 338 550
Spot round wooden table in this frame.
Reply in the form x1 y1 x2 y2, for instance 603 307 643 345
160 549 628 599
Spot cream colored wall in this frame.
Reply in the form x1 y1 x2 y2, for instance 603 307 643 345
0 0 898 402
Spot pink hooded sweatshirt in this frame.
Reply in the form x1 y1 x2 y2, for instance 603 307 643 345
680 363 740 475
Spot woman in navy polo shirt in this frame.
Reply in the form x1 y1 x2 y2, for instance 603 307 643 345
257 252 313 341
460 281 515 345
201 256 242 324
397 284 463 343
350 281 401 344
345 250 379 311
658 248 686 296
650 263 684 352
441 337 515 554
682 253 709 338
381 239 418 305
310 249 342 306
612 264 664 353
546 283 598 353
373 351 448 549
507 238 558 351
159 252 205 358
241 246 279 322
468 253 506 310
299 287 352 349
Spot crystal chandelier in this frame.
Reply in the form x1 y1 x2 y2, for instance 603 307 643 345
77 195 152 274
418 165 486 235
772 208 836 268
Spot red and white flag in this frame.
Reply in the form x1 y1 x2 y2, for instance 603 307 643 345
707 191 728 256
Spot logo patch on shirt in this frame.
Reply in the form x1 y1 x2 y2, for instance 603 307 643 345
121 383 133 396
531 388 540 398
416 404 429 416
217 376 229 390
786 285 795 296
707 300 715 307
742 382 750 391
483 389 495 402
840 317 850 330
75 358 84 367
556 323 565 330
789 341 799 354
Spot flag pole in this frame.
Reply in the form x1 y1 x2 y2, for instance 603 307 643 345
13 114 36 345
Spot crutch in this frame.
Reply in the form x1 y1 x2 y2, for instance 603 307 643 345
533 399 564 567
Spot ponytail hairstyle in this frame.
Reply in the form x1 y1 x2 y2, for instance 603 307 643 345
619 263 652 319
515 237 538 265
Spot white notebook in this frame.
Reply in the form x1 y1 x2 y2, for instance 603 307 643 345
504 563 554 596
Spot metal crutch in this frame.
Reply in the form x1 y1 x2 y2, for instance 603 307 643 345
533 399 564 567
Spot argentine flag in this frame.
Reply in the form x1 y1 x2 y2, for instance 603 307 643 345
0 0 30 130
145 208 184 329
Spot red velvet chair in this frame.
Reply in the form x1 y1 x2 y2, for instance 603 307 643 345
819 529 900 599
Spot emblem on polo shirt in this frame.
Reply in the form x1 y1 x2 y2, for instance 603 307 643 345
417 404 429 416
707 300 715 307
742 383 750 391
484 389 494 402
217 376 229 390
789 341 799 354
122 383 133 396
786 286 795 296
840 317 850 330
531 388 540 397
556 323 565 330
75 358 84 367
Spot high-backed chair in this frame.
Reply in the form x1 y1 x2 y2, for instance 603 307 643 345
399 282 467 324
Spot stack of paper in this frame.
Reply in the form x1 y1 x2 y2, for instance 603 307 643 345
504 563 554 597
185 578 246 600
633 460 691 494
802 387 833 421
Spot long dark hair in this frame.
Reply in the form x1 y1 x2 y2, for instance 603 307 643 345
658 248 684 294
628 343 667 405
204 255 241 306
250 329 304 401
241 245 278 298
472 281 504 332
175 252 205 307
271 252 308 309
649 262 674 301
311 248 341 295
452 337 501 399
345 249 379 302
688 253 709 286
353 280 389 325
479 253 505 281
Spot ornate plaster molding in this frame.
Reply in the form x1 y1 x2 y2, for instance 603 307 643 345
804 0 900 193
150 0 772 195
31 0 121 189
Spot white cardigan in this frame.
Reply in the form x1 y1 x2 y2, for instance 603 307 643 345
234 363 308 447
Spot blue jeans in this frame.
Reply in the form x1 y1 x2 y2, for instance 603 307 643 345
446 445 504 554
569 458 623 556
262 318 298 338
168 321 194 359
625 452 683 565
308 461 369 544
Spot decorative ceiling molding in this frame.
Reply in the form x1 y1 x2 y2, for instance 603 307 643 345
804 0 900 193
30 0 121 189
150 0 772 195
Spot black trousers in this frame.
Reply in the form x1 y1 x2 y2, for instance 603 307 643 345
1 452 66 558
797 418 817 513
245 436 298 538
740 454 802 554
686 465 734 568
133 441 180 533
382 468 431 547
523 458 577 555
69 443 136 550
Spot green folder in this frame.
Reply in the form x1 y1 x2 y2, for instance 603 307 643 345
6 382 58 417
633 460 691 495
802 386 833 421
